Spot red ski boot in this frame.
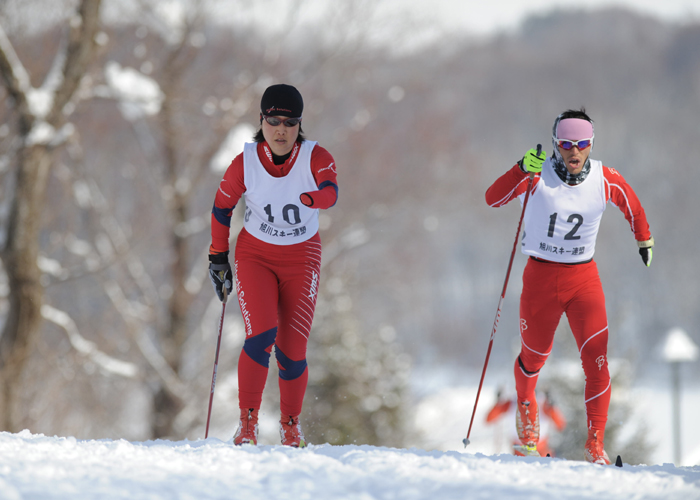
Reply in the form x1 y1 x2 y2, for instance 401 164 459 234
279 414 306 448
515 399 540 456
584 428 611 465
233 408 258 445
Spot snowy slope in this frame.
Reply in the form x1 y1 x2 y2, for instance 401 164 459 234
0 431 698 500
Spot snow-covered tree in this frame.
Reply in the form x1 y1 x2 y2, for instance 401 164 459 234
0 0 102 432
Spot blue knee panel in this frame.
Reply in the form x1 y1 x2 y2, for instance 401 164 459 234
275 346 307 381
243 327 277 368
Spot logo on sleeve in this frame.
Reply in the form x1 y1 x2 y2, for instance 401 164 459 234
318 162 336 174
218 185 231 198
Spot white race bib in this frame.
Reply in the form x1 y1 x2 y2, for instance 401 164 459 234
243 141 319 245
521 158 607 263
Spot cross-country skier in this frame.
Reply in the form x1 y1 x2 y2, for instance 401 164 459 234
485 388 566 457
484 108 653 464
208 84 338 447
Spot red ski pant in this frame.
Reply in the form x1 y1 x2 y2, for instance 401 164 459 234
515 257 611 431
233 228 322 417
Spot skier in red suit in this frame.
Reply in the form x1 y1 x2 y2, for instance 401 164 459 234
208 84 338 447
485 388 566 458
484 108 653 464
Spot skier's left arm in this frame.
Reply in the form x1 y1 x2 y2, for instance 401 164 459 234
604 166 654 266
300 145 338 209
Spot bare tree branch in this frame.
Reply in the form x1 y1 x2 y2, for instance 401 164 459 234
41 304 138 378
103 280 191 402
49 0 102 127
0 23 31 129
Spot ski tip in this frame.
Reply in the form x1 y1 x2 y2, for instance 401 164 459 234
463 438 470 448
615 455 623 467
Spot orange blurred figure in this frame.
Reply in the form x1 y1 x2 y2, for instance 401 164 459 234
486 389 566 457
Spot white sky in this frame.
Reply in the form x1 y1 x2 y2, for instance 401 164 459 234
205 0 700 56
5 0 700 41
383 0 700 37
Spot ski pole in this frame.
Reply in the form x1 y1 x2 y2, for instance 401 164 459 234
463 144 541 448
205 288 227 439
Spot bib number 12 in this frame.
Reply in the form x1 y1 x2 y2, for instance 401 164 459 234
547 212 583 240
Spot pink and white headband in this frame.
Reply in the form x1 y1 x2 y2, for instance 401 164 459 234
556 118 594 140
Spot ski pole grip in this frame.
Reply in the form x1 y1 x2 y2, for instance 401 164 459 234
528 144 542 179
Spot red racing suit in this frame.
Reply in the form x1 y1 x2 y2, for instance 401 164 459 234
485 159 651 431
211 140 338 417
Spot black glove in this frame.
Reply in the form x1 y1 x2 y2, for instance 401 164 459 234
637 237 654 267
208 251 233 302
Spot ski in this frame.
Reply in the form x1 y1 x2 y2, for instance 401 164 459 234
515 450 623 467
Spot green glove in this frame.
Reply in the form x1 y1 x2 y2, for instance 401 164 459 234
520 147 547 174
638 237 654 267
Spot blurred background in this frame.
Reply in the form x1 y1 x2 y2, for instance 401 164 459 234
0 0 698 466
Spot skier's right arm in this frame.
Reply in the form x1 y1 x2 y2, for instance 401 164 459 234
485 163 532 207
210 156 245 254
209 155 245 302
485 149 545 207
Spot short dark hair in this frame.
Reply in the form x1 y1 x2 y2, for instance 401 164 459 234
558 107 592 123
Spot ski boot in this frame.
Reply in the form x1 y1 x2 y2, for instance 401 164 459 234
280 414 306 448
515 399 540 456
233 408 258 445
584 428 611 465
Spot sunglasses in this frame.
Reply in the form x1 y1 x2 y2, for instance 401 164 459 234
554 136 593 150
262 115 301 127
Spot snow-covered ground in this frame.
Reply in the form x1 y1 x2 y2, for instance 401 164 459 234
1 367 698 499
1 358 697 499
0 430 698 500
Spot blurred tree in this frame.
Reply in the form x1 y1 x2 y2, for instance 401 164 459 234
0 0 102 432
105 0 247 440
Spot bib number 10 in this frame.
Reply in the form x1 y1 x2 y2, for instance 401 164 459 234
547 212 583 240
264 203 302 225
